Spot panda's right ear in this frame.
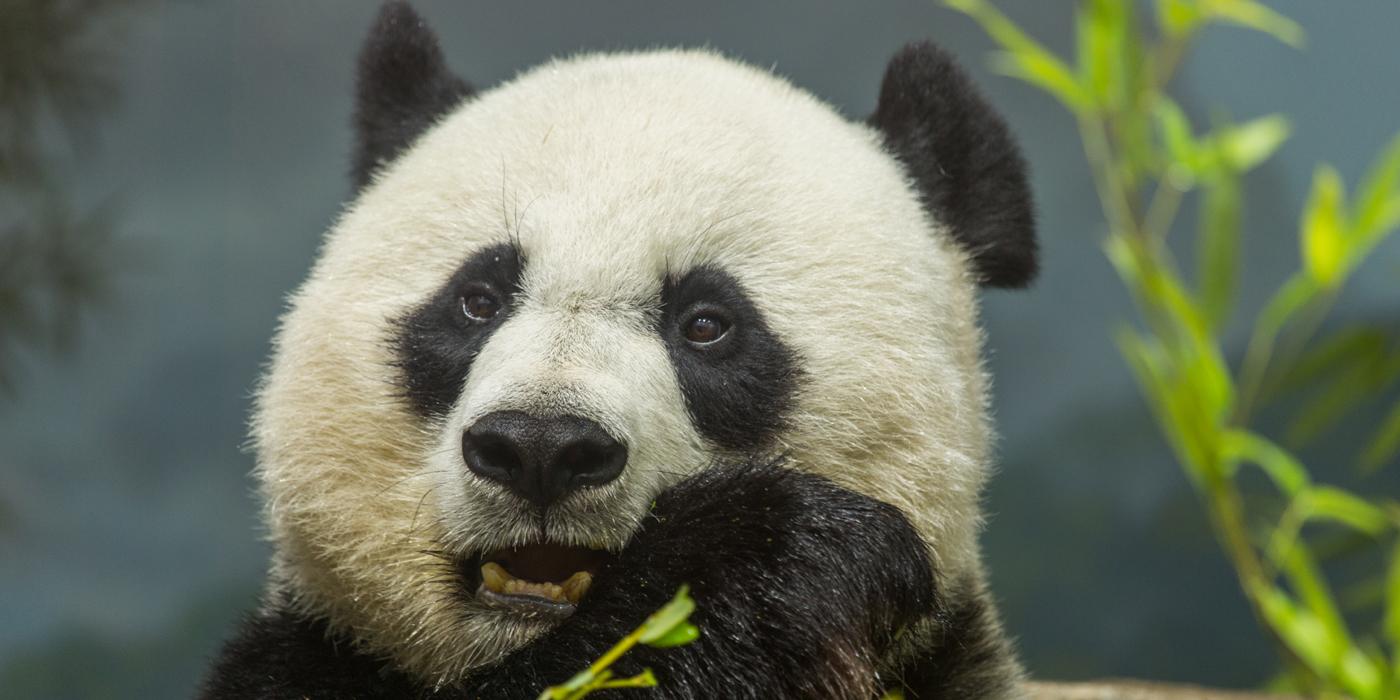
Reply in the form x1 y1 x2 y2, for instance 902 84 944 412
869 41 1038 289
352 1 474 192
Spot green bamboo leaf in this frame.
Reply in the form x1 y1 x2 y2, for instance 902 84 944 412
1286 350 1400 447
1155 96 1201 181
1154 0 1202 39
1197 171 1240 330
1268 326 1387 398
1361 398 1400 472
946 0 1093 111
644 622 699 648
1218 115 1291 172
1301 165 1348 288
1279 546 1351 660
638 585 697 644
1306 487 1391 537
1385 540 1400 652
1076 0 1138 111
1353 130 1400 242
1200 0 1305 47
1258 587 1335 678
1221 429 1310 495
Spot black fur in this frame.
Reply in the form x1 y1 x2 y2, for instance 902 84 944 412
658 267 802 452
393 242 524 419
203 462 958 699
352 1 474 192
199 603 420 699
891 583 1021 699
869 41 1038 289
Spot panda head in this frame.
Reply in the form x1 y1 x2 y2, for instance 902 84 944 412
254 1 1035 684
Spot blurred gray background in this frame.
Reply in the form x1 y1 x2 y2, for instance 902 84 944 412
2 1 1397 697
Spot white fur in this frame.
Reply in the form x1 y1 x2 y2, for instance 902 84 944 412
254 48 992 685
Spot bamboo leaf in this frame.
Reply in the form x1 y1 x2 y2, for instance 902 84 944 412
1353 130 1400 242
638 585 697 644
1155 96 1201 181
1306 487 1391 537
1300 166 1348 288
1197 171 1241 329
1218 114 1291 172
1385 540 1400 652
1221 429 1310 495
1155 0 1201 39
644 623 700 648
1200 0 1305 47
1361 398 1400 473
946 0 1093 111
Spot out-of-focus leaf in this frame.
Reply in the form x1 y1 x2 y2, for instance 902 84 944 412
1270 327 1387 398
1385 540 1400 653
1197 171 1240 329
1287 351 1400 447
643 623 699 648
1200 0 1305 47
1218 114 1291 172
1254 274 1319 346
1155 96 1201 182
1076 0 1140 113
1301 165 1348 288
1306 487 1391 537
638 585 696 644
1155 0 1201 39
1361 398 1400 473
1258 587 1336 680
946 0 1093 111
1353 130 1400 243
1279 547 1351 661
1221 429 1310 495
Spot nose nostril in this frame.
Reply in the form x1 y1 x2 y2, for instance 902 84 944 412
557 439 627 489
462 430 521 485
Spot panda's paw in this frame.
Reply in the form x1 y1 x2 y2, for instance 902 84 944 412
464 460 938 699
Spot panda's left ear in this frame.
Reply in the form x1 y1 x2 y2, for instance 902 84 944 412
869 41 1038 289
351 1 474 192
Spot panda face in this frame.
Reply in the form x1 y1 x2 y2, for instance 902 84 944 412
254 8 1033 682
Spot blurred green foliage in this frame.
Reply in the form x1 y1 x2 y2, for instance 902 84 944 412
0 0 138 393
948 1 1400 696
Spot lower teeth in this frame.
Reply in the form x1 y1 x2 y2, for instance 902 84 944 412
480 562 594 604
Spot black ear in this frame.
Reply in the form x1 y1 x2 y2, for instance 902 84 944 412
352 2 474 192
869 41 1037 288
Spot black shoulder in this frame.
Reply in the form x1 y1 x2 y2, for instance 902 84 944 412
199 603 423 700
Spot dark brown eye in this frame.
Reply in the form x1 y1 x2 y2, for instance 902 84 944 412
683 315 728 345
461 294 500 322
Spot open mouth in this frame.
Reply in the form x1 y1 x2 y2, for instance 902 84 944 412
467 543 613 617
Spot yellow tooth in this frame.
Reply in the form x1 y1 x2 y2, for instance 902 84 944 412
481 562 512 593
505 579 524 595
541 582 563 602
561 571 593 604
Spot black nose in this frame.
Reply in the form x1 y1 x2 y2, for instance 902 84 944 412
462 411 627 508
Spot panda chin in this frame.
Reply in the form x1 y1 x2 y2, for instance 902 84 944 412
465 543 612 619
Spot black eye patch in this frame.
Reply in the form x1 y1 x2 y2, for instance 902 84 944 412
391 243 523 420
658 266 802 452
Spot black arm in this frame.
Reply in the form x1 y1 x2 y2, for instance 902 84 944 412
463 461 939 699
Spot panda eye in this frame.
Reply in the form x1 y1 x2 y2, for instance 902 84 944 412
682 314 729 346
460 293 501 323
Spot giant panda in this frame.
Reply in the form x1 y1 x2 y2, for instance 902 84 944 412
203 2 1037 698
